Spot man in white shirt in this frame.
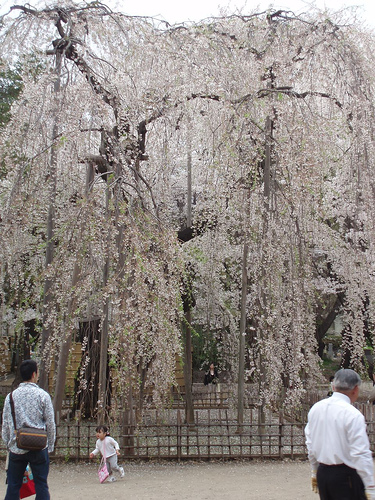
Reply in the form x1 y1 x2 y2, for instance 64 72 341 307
305 368 375 500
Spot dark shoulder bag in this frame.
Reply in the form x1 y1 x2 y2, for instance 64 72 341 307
9 392 48 451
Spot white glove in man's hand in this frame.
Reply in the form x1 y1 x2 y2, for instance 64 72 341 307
311 475 318 494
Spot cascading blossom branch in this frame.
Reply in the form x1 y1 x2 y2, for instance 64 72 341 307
1 2 375 415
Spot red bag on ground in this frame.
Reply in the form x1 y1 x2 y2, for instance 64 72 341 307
20 465 36 499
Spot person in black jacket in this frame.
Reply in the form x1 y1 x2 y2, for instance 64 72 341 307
204 363 219 385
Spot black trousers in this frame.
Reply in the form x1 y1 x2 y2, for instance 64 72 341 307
317 463 366 500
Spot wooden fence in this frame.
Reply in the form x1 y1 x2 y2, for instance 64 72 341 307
1 394 375 462
0 408 307 461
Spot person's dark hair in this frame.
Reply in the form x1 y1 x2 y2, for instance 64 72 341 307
95 425 109 435
333 368 361 391
20 359 38 382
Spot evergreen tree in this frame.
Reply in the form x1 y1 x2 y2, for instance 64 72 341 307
0 61 22 128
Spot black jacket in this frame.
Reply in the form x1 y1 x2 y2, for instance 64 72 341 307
204 369 219 385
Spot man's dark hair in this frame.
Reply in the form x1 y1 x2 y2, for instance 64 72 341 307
20 359 38 381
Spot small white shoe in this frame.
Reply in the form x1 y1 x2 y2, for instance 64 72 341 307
107 476 117 482
119 467 125 478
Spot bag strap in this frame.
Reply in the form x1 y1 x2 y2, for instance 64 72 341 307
9 392 18 431
102 438 106 460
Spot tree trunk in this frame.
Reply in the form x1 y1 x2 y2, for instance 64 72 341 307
316 295 343 357
98 186 111 423
183 147 195 424
237 242 248 431
53 162 94 415
38 52 62 390
183 309 195 424
122 387 135 456
258 111 273 429
53 261 81 416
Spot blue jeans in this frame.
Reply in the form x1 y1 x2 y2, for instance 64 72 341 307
5 448 50 500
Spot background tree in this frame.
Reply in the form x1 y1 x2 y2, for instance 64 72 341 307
0 60 22 129
1 2 375 420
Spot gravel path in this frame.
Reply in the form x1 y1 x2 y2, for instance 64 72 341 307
0 459 320 499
